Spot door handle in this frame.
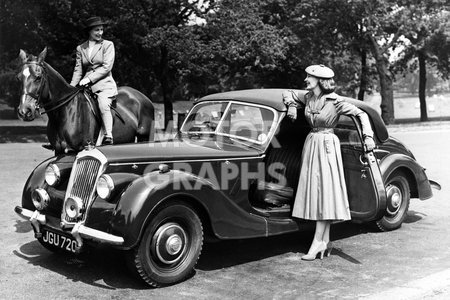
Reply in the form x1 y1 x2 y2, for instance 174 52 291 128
359 154 368 166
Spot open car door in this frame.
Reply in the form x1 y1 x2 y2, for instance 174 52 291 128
335 115 387 222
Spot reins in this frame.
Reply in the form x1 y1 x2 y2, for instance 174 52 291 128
40 88 82 114
22 61 82 114
21 60 120 127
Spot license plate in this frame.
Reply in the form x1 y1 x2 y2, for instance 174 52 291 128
41 229 78 253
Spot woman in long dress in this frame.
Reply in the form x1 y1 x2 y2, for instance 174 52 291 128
283 64 375 260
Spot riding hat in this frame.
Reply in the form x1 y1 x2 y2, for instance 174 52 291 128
305 64 335 79
83 17 108 29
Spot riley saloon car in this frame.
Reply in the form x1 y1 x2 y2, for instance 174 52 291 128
15 89 436 287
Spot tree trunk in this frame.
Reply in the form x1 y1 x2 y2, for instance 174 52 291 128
418 50 428 122
358 49 367 101
162 78 173 130
159 46 173 130
369 36 395 124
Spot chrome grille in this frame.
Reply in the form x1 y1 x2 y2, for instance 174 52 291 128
63 157 102 223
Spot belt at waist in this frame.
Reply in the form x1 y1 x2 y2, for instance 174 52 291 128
311 127 334 133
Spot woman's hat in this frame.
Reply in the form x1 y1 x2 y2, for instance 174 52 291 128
305 64 334 79
83 17 108 29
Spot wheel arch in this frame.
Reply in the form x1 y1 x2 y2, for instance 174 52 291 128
384 166 417 198
128 196 204 287
110 170 221 249
139 194 215 245
379 153 432 200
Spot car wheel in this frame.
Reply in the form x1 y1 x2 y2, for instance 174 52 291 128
128 203 203 287
375 171 410 232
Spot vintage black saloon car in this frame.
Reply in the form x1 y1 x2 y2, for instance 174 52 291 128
15 89 435 287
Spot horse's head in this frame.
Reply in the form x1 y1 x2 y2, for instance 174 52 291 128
16 48 47 121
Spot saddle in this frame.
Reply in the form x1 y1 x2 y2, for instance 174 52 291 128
83 89 120 122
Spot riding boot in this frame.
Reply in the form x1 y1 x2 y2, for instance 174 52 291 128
97 90 115 145
102 136 113 145
101 111 114 145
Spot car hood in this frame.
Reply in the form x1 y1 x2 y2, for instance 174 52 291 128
97 138 263 164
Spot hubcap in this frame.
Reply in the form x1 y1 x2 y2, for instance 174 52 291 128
386 184 402 216
153 222 187 265
166 235 183 255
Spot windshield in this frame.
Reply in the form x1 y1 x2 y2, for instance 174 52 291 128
180 101 277 144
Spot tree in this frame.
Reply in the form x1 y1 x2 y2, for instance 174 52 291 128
396 4 449 121
0 0 218 129
111 0 218 129
191 0 290 92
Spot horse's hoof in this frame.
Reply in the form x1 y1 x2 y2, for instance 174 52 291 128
42 144 54 151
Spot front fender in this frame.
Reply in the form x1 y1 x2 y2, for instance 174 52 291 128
20 154 76 217
110 169 266 249
379 153 432 200
109 170 213 249
21 156 56 211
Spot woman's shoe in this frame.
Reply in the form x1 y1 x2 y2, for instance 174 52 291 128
301 241 327 261
325 242 333 257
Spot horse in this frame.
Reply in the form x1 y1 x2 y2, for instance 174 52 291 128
17 48 155 154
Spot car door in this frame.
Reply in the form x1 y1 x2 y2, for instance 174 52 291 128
335 115 387 221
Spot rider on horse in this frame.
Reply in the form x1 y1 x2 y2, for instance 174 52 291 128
70 16 117 145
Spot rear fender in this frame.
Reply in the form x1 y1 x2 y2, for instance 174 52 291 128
379 154 432 200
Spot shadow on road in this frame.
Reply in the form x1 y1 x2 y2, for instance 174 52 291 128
197 221 376 271
14 220 33 233
404 210 425 224
11 215 424 288
13 241 147 290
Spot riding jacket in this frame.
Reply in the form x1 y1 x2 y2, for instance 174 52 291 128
70 39 118 94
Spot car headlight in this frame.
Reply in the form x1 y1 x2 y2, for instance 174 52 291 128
32 188 50 210
96 174 114 199
45 164 60 186
64 197 83 219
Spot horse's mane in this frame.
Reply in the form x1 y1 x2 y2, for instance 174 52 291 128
43 62 74 90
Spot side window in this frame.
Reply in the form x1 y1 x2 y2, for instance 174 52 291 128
335 115 363 149
220 103 275 142
182 102 228 132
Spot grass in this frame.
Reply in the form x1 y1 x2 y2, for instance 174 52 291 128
365 92 450 121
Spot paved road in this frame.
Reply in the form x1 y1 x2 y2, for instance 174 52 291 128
0 128 449 299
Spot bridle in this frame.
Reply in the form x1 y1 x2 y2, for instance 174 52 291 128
21 61 47 112
21 61 81 114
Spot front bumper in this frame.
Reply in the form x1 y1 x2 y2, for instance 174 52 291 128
15 206 124 249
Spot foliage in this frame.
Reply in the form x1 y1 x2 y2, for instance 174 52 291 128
0 0 449 125
189 0 290 93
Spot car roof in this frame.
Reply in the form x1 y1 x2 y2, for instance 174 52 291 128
197 89 389 142
197 89 295 111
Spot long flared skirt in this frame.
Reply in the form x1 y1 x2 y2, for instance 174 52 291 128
292 132 351 221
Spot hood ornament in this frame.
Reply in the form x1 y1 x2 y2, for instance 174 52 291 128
84 140 96 151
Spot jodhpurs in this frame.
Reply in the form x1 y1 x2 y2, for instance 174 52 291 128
97 89 117 138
